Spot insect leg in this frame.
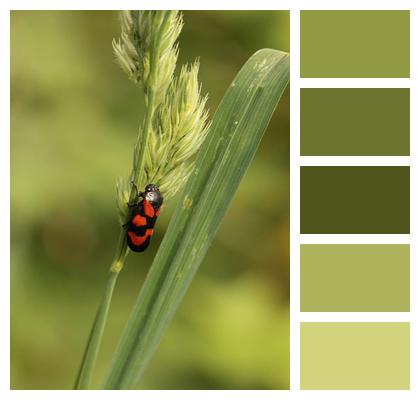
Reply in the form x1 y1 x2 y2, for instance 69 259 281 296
126 181 144 208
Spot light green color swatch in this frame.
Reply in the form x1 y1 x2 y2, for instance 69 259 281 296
301 10 410 77
301 244 410 312
301 323 410 390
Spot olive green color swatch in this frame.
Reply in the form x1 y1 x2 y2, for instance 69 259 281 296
300 322 410 389
300 89 410 156
300 10 410 77
300 244 410 312
300 166 410 234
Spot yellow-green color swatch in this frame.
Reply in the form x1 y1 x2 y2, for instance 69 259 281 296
300 244 410 312
301 10 410 77
301 89 410 156
301 323 410 390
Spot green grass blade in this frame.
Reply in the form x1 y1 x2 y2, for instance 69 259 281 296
103 48 290 389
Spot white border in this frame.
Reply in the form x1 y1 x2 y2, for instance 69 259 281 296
300 235 411 244
289 7 300 391
2 0 417 11
1 0 10 396
300 156 411 166
300 78 411 88
300 313 411 323
2 0 419 398
409 2 418 392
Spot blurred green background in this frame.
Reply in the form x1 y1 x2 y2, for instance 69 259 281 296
11 11 290 390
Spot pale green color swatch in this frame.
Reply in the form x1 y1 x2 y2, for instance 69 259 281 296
301 244 410 312
301 322 410 390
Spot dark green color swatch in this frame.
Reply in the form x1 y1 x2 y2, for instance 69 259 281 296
300 244 410 312
301 323 410 389
301 10 410 77
300 167 410 234
300 89 410 156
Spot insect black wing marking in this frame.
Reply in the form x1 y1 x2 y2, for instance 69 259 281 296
126 185 163 253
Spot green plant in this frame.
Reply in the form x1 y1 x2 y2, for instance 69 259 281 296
75 10 289 390
75 10 208 389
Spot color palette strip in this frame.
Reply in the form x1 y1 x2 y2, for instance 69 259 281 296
300 89 410 156
300 166 410 234
300 244 410 312
300 323 410 389
299 9 411 391
300 10 410 77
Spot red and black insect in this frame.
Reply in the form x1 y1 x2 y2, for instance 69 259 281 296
125 184 163 252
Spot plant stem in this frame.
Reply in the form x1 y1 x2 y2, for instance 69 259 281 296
75 227 129 389
74 267 120 389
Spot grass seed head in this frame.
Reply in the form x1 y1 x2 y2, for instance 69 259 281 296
113 11 209 223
